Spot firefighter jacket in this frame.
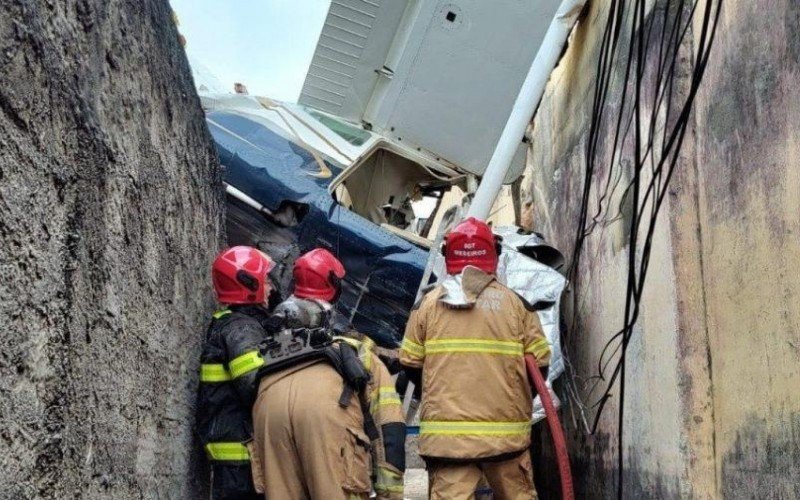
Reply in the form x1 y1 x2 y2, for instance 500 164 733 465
251 334 406 499
197 305 270 464
399 270 551 461
339 335 407 499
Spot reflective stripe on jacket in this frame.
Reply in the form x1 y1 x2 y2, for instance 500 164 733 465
197 306 270 463
400 276 551 461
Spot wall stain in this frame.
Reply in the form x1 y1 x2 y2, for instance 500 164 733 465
721 413 800 499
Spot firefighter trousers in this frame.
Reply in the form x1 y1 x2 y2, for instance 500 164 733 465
252 362 373 500
427 451 537 500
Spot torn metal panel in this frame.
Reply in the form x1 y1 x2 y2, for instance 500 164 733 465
495 226 567 380
205 100 433 347
495 227 567 424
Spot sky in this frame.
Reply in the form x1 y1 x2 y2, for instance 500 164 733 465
170 0 331 102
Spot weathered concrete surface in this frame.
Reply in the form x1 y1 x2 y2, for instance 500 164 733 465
693 1 800 496
0 1 224 498
527 0 799 497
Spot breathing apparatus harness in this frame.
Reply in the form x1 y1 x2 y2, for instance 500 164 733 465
256 298 380 441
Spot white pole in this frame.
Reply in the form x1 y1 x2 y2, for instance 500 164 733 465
224 183 275 217
467 0 586 220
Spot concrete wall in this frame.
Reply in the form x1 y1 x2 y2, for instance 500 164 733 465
527 0 799 497
0 1 224 498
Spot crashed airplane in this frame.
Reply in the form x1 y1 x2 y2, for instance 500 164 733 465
195 0 586 390
203 94 448 347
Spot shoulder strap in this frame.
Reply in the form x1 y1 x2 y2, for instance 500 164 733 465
357 390 381 442
324 342 381 442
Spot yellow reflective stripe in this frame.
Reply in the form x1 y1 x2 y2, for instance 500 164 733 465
525 338 551 358
212 308 231 319
359 337 374 371
332 335 374 354
205 442 250 461
376 484 404 494
401 338 424 358
375 466 404 493
333 336 373 371
378 396 402 406
420 420 532 436
228 350 265 378
372 397 402 411
371 386 402 413
424 338 523 356
377 484 405 494
333 336 361 349
363 352 372 371
200 363 231 382
360 346 373 372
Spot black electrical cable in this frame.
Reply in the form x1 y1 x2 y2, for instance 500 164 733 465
558 1 723 498
583 0 702 389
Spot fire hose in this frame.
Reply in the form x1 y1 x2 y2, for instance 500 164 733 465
525 354 574 500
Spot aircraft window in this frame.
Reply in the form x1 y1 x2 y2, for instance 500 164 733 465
307 109 371 146
333 148 452 241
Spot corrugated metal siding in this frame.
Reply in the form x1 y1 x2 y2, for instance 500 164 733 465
300 0 381 112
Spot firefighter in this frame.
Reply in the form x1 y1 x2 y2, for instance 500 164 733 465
196 246 275 500
400 217 551 500
251 248 407 499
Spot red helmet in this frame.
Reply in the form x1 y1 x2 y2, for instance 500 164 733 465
211 246 275 305
443 217 501 275
293 248 346 302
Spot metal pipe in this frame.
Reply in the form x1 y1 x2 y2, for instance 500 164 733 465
467 0 586 220
225 183 275 217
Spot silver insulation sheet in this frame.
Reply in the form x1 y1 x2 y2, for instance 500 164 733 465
494 227 567 422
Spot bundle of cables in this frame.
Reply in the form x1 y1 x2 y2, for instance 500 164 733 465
556 1 723 498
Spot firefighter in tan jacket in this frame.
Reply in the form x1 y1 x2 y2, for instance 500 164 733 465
400 218 551 500
250 249 406 499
